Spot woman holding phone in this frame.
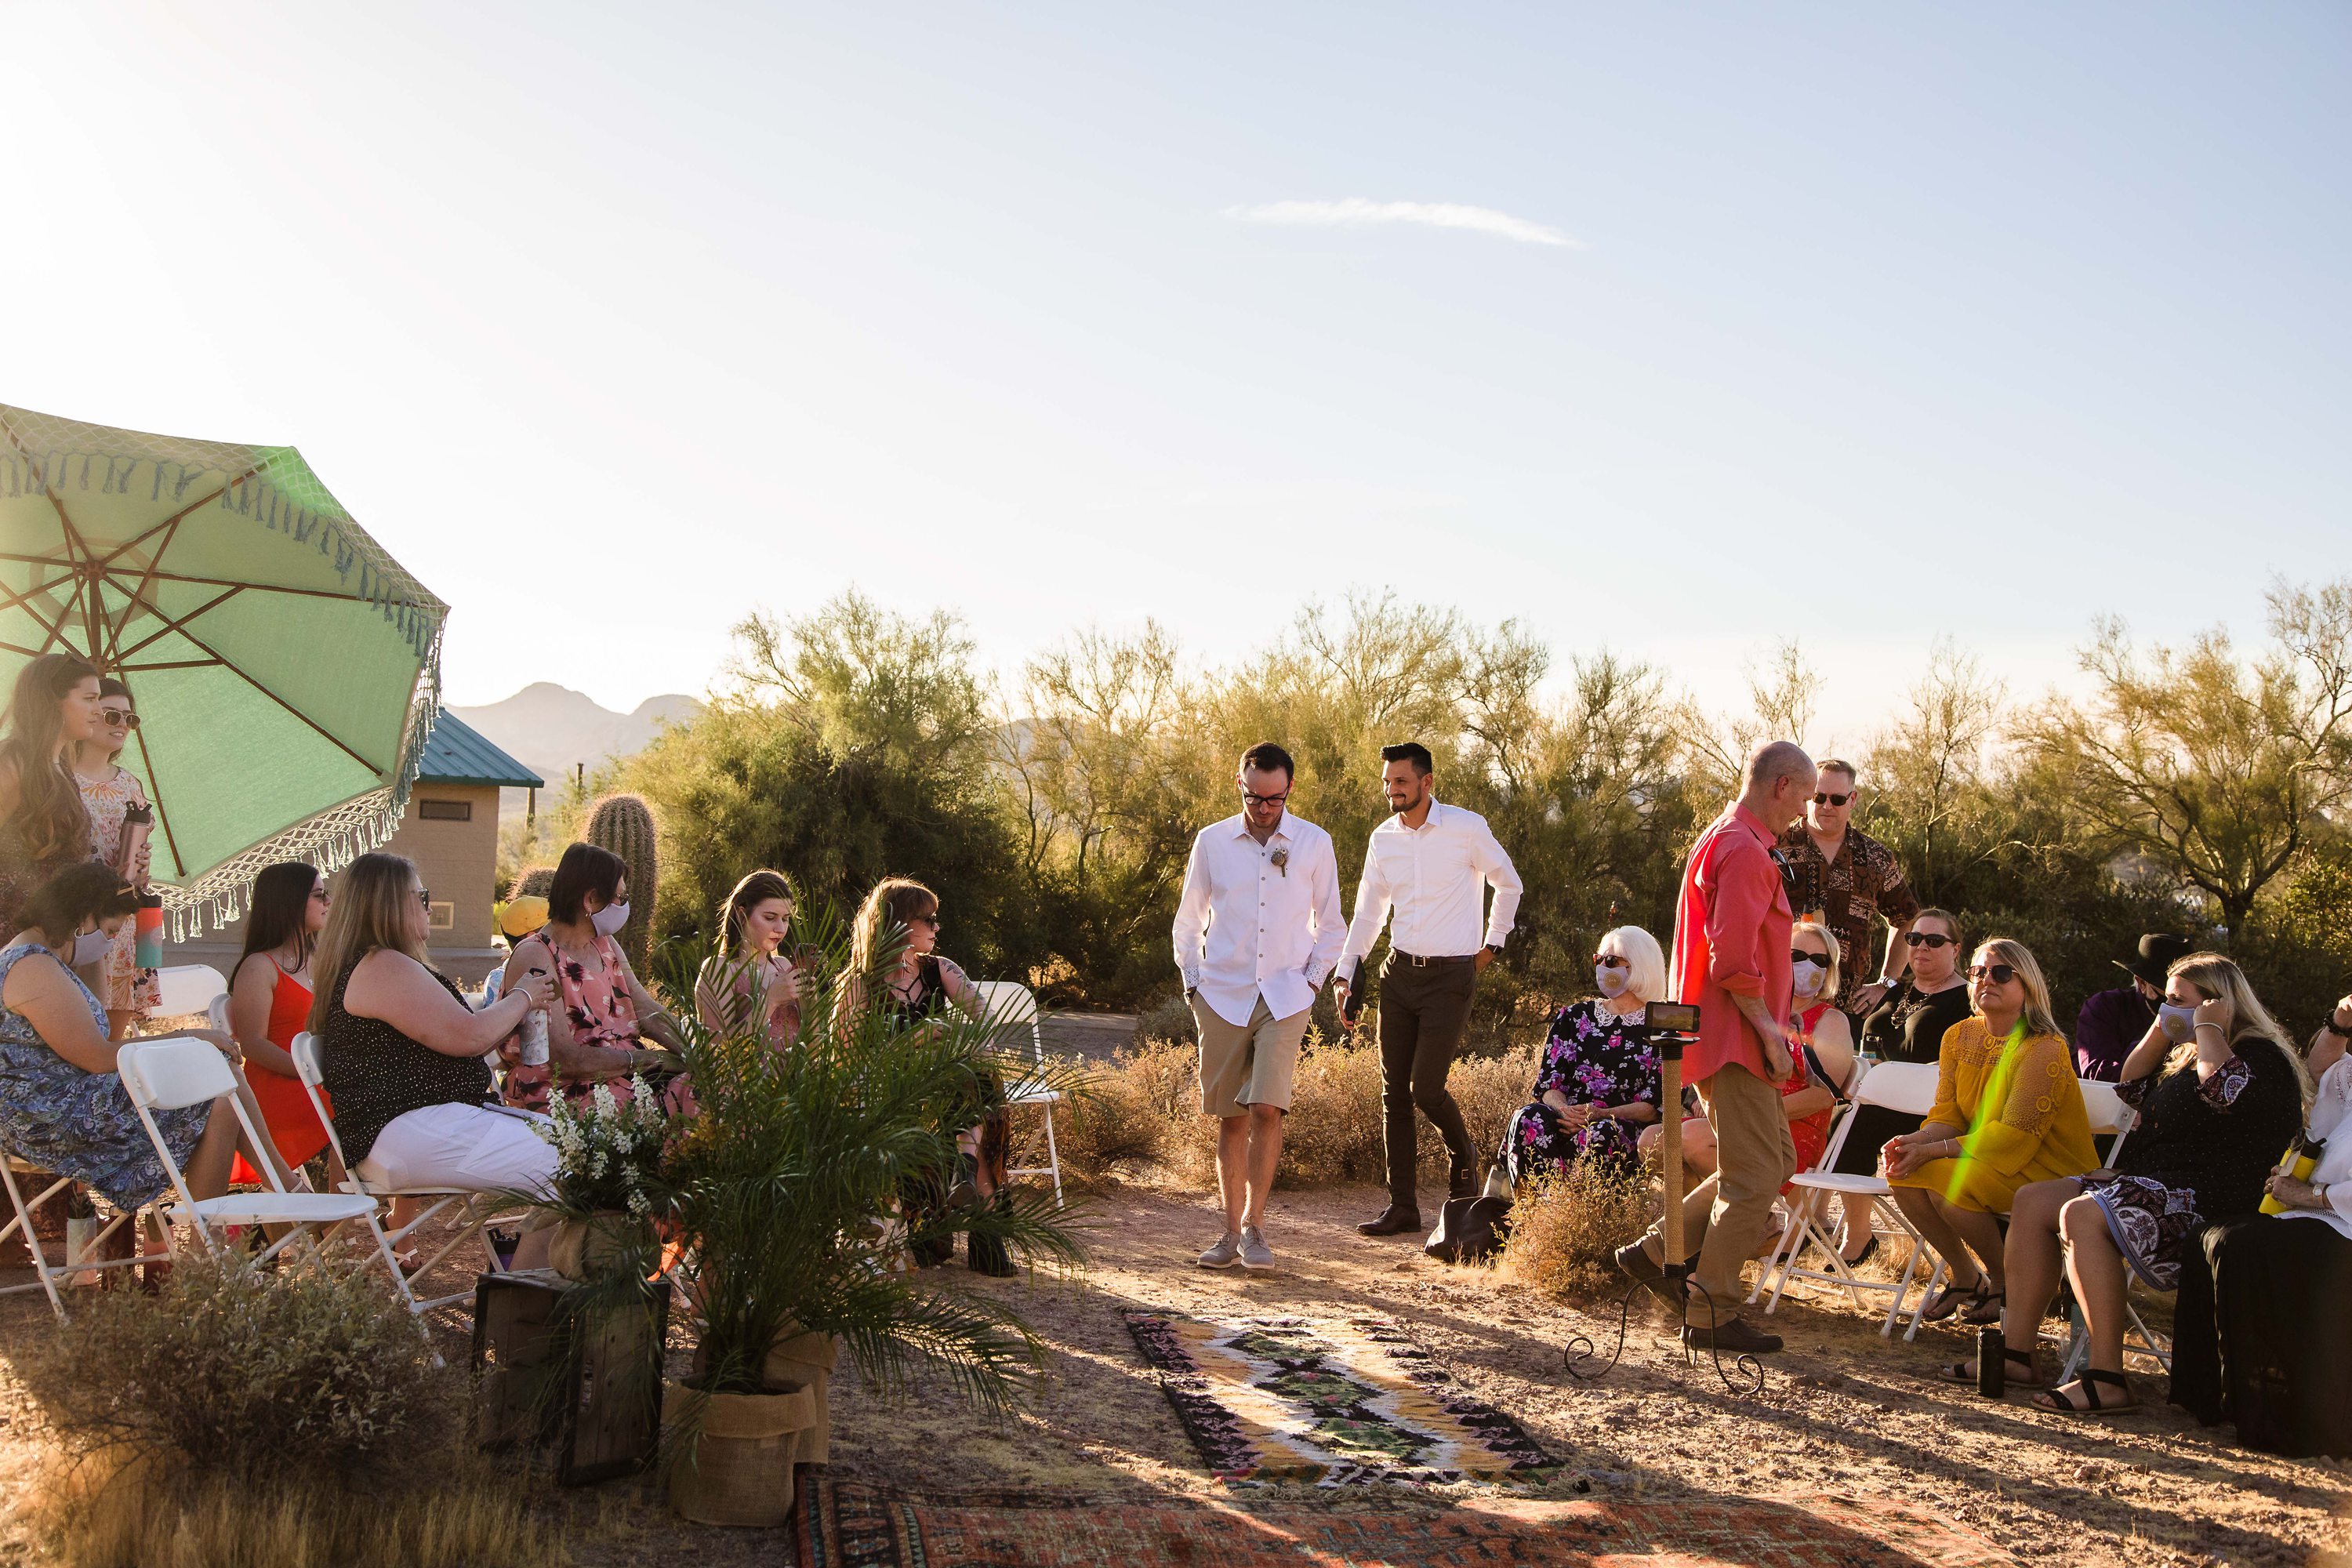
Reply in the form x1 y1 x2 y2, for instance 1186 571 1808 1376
695 869 813 1049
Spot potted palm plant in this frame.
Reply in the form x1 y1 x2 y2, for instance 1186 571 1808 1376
642 907 1087 1527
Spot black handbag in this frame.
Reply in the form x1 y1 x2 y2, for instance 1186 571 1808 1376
1424 1194 1512 1265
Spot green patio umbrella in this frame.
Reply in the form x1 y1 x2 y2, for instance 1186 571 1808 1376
0 402 447 937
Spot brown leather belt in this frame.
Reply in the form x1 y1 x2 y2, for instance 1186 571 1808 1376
1395 950 1479 967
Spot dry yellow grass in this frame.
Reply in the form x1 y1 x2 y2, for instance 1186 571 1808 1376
1495 1160 1655 1300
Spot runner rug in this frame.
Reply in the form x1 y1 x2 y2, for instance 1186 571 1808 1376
793 1480 2024 1568
1118 1308 1558 1486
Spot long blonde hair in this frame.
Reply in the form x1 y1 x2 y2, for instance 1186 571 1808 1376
2165 952 2314 1107
307 852 431 1034
1970 938 2060 1039
848 877 937 981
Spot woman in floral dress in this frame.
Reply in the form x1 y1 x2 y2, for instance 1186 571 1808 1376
1494 925 1668 1186
71 679 159 1040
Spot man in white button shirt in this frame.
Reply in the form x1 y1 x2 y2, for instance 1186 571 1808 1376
1334 742 1523 1238
1171 742 1345 1271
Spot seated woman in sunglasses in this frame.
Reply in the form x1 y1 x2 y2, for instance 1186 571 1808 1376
1882 938 2096 1327
1494 926 1668 1188
1828 907 1975 1263
1955 952 2307 1413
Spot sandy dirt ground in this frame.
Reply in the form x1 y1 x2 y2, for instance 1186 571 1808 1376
5 1180 2349 1567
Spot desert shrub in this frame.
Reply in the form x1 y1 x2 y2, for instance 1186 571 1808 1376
1135 993 1196 1046
1047 1039 1200 1184
34 1255 437 1479
1497 1160 1654 1300
28 1449 562 1568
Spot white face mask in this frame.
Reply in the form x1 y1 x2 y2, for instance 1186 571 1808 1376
1791 956 1827 998
1595 964 1630 997
67 928 112 967
2158 1001 2198 1042
590 900 631 938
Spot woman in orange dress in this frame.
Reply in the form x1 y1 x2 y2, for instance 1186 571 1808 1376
227 862 336 1185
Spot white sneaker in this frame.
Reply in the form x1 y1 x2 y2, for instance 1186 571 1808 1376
1238 1226 1276 1271
1197 1232 1243 1269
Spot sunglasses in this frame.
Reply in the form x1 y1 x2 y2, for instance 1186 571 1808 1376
911 913 943 931
308 887 332 904
1593 954 1630 970
99 707 140 729
416 888 434 910
1791 949 1830 966
1812 791 1851 808
1904 931 1955 949
1767 847 1800 900
1241 789 1290 808
1968 963 2016 985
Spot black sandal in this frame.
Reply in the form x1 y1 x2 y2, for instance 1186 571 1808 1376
1962 1287 2005 1326
1943 1344 2040 1387
2034 1368 2136 1416
1920 1274 1987 1323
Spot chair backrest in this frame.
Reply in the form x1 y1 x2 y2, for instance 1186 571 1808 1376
971 980 1044 1064
153 964 228 1018
2079 1079 2137 1168
205 993 231 1033
116 1036 236 1112
289 1031 354 1174
1853 1060 1940 1116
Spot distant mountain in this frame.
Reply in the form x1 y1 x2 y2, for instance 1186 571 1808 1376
449 683 701 788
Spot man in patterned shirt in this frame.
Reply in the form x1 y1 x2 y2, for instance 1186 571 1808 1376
1774 759 1920 1024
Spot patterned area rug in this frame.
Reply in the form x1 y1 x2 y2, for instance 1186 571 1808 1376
793 1480 2024 1567
1120 1309 1558 1486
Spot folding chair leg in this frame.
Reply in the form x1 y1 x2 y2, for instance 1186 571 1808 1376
1 1165 70 1323
1041 1104 1063 1209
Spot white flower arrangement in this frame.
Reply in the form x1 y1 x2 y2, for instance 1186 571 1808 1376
536 1073 668 1217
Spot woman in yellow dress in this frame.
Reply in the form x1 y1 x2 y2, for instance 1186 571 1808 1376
1883 937 2096 1326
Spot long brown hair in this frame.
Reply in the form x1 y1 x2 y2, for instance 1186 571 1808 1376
848 877 936 979
718 869 795 956
0 652 98 864
306 852 431 1034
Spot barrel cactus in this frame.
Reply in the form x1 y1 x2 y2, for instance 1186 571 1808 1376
584 793 659 969
510 864 557 901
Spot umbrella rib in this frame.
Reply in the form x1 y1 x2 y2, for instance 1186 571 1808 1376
151 616 390 776
121 700 187 884
108 586 244 665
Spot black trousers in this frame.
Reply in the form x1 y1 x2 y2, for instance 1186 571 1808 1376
1377 953 1479 1207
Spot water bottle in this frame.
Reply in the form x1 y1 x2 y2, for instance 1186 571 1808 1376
518 1006 550 1067
1976 1325 2006 1399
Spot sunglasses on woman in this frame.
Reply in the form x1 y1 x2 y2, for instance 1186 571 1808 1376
1967 963 2016 985
99 707 140 730
1791 949 1830 966
1904 931 1955 949
911 913 943 931
1593 953 1630 970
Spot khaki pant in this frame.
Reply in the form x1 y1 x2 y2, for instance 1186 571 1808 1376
1641 1062 1795 1327
1189 995 1311 1119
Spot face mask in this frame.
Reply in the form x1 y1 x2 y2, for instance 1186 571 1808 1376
2158 1001 2198 1042
1595 964 1629 997
590 900 631 938
67 929 112 967
1791 959 1826 998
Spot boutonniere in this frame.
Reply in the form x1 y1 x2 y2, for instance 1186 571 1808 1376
1269 848 1290 877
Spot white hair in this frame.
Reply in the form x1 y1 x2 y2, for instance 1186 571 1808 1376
1598 924 1669 1005
1792 918 1842 1004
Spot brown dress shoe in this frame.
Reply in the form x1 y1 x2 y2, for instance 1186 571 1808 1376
1681 1316 1783 1355
1357 1206 1424 1236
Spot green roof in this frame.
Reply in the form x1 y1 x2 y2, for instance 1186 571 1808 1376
416 712 543 789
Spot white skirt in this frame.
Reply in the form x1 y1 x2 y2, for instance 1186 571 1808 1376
355 1102 557 1195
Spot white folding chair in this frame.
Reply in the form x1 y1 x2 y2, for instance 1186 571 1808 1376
2053 1081 2170 1377
1 1156 150 1319
971 980 1063 1207
152 964 228 1022
290 1031 518 1313
114 1036 387 1275
1755 1060 1947 1336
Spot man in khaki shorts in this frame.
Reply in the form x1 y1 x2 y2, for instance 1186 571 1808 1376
1171 742 1344 1271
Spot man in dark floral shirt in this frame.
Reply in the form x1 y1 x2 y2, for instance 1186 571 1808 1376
1774 759 1920 1019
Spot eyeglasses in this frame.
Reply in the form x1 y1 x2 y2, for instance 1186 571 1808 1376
1812 791 1850 808
911 914 942 931
416 889 434 911
1593 954 1630 970
1241 790 1290 808
99 707 140 730
1791 949 1830 966
1968 963 2016 985
309 887 332 904
1904 931 1954 949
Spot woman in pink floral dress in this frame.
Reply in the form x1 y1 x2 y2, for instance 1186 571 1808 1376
71 680 158 1041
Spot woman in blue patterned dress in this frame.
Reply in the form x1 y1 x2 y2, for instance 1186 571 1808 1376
0 864 279 1215
1494 925 1668 1187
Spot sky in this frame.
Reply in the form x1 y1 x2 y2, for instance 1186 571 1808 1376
5 2 2347 751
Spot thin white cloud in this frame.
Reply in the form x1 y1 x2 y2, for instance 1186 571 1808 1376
1220 198 1584 249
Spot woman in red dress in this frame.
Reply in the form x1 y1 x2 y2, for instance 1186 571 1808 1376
227 862 336 1185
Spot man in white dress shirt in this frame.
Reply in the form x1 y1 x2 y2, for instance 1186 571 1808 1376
1334 742 1523 1238
1171 742 1345 1271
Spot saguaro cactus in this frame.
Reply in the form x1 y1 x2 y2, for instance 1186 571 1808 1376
584 793 660 969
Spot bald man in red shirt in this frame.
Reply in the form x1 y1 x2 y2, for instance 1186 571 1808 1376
1617 740 1816 1355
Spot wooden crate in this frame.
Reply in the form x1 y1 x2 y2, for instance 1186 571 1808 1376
472 1269 668 1486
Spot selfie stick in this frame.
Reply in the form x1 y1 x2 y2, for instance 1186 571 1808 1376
1563 1002 1764 1397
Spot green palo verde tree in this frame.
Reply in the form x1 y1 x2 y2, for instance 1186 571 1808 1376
546 906 1091 1470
